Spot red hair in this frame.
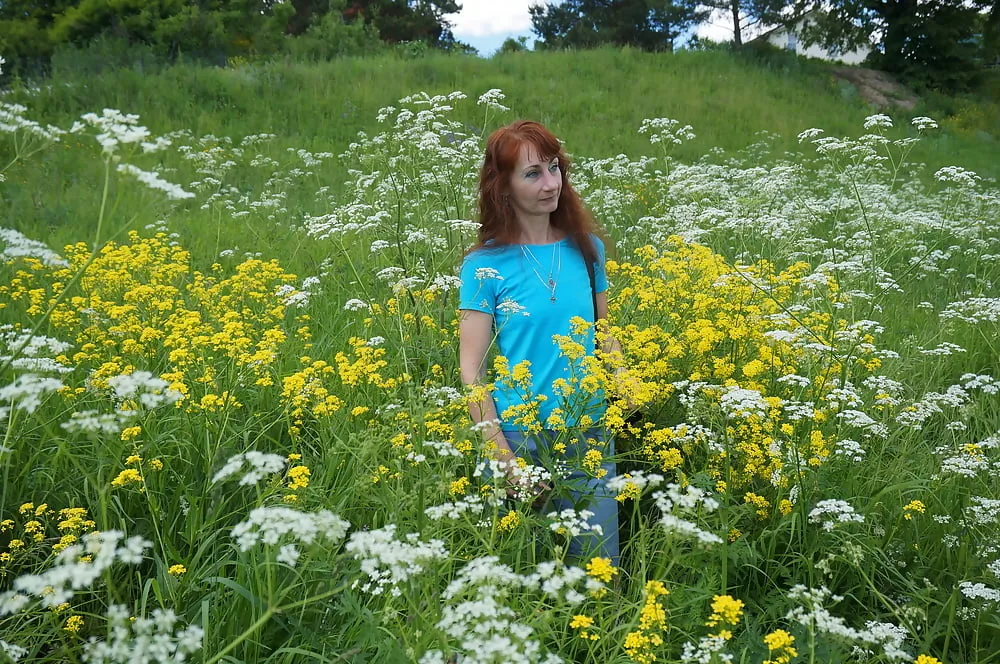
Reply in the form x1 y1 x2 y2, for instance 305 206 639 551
473 120 600 268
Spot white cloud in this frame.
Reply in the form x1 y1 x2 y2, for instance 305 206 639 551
447 0 537 38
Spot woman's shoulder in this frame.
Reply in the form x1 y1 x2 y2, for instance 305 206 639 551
463 242 514 264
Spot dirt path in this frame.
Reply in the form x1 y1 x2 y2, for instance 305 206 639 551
830 66 919 111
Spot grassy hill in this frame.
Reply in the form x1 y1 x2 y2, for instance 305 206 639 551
9 46 1000 174
3 46 997 266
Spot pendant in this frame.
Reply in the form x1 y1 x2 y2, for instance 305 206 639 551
550 295 557 303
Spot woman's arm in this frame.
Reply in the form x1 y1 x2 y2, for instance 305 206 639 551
595 291 624 357
459 309 515 465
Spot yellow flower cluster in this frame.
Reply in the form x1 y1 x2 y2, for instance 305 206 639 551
63 614 84 633
2 232 301 409
110 454 164 491
1 505 97 571
585 556 619 583
498 511 522 532
280 359 344 436
599 238 877 513
903 500 926 520
569 613 600 641
705 594 744 640
624 580 670 664
615 475 641 502
763 629 798 664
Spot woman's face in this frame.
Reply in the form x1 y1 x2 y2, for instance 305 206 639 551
508 143 561 223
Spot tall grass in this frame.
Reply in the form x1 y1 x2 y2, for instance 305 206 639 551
1 48 999 664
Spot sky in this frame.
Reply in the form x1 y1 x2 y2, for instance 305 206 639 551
446 1 739 56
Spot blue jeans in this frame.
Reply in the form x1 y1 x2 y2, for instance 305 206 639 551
503 428 620 566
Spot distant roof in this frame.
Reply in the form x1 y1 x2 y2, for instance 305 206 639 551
751 8 819 42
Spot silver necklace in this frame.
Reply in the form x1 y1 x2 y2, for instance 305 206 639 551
521 238 561 303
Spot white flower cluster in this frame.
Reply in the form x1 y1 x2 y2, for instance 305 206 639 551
71 108 167 156
719 386 769 420
918 341 966 356
0 531 151 615
425 494 491 521
0 373 64 415
546 508 603 538
958 581 1000 605
0 326 73 374
117 163 194 200
0 101 66 143
0 227 70 267
474 267 503 281
934 165 981 188
212 451 287 485
654 483 722 545
422 439 463 458
639 117 696 146
497 297 530 317
345 524 448 596
965 497 1000 526
836 409 888 438
606 470 665 496
808 499 865 531
529 560 603 604
477 88 510 112
343 298 370 311
424 556 589 664
82 604 203 664
421 384 464 407
863 114 893 130
680 635 732 664
231 507 350 567
0 640 27 663
833 438 866 463
851 621 910 661
786 586 911 660
940 297 1000 324
106 370 184 408
61 409 128 435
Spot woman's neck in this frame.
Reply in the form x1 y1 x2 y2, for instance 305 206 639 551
518 217 556 245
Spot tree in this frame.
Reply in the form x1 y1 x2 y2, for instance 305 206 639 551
795 0 986 91
530 0 707 52
699 0 796 47
340 0 461 47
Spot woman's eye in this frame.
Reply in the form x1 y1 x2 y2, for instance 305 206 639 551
549 163 559 172
525 171 538 179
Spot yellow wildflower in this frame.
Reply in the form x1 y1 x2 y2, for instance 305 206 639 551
706 594 744 636
763 629 798 664
569 614 600 641
498 511 521 532
903 500 926 520
450 477 470 496
585 557 619 583
64 615 84 633
286 465 311 490
168 564 187 576
111 468 143 488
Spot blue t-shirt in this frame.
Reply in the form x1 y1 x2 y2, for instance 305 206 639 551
459 235 608 432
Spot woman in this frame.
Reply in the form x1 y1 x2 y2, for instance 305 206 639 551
458 120 619 564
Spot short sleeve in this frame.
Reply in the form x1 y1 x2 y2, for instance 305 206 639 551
592 236 608 294
459 253 498 314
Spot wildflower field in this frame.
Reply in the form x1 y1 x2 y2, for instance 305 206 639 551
1 53 999 664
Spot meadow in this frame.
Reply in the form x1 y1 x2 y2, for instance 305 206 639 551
1 48 998 663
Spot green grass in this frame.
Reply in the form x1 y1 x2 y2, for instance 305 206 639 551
2 45 999 664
